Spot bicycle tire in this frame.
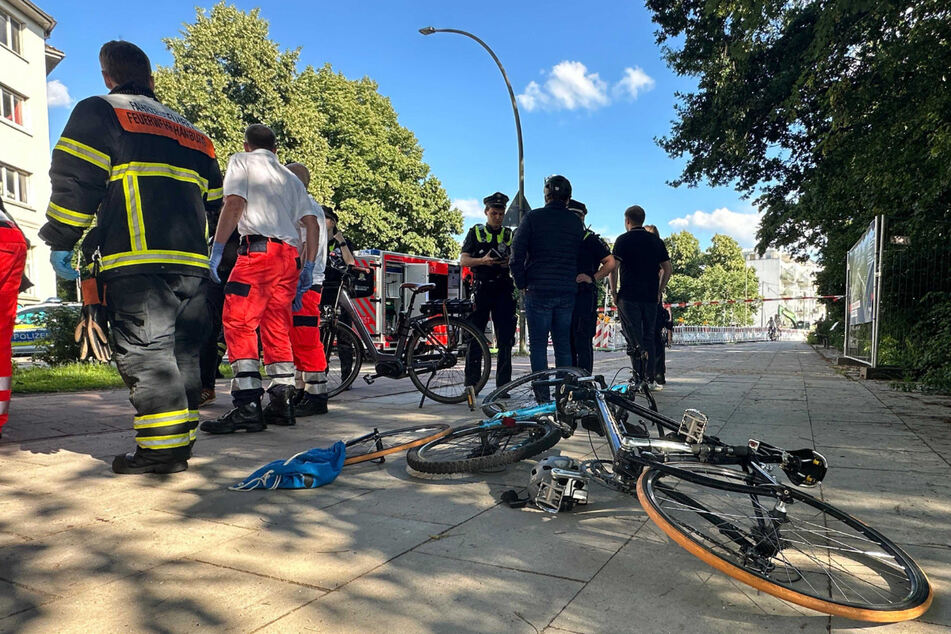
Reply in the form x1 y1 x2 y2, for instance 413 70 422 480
320 321 363 398
406 316 491 404
344 423 451 465
406 420 561 474
480 367 588 417
637 464 932 622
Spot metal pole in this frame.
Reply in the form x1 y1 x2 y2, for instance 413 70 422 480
871 215 885 368
419 26 529 353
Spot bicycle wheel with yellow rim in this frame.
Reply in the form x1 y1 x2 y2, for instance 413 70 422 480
344 424 451 466
637 464 932 622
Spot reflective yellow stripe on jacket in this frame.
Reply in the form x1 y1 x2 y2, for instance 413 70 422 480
99 249 210 273
54 137 111 172
46 201 95 228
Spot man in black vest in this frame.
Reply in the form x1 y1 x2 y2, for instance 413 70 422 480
511 176 585 373
569 200 616 373
462 192 516 389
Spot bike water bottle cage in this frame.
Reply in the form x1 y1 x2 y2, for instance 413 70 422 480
781 448 828 487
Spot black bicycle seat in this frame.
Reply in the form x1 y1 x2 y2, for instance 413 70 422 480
400 282 436 293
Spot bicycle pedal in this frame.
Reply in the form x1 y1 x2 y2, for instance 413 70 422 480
363 374 376 385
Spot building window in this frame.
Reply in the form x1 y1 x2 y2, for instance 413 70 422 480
1 85 26 127
1 10 23 55
0 163 30 205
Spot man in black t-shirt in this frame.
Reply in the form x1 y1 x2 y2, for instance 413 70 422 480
461 192 516 388
569 199 616 373
610 205 672 388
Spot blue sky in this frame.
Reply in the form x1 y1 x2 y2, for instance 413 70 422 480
41 0 761 247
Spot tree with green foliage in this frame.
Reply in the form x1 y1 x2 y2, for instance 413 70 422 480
646 0 950 385
154 3 461 257
664 230 703 277
664 231 759 326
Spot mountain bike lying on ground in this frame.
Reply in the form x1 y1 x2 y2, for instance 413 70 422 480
319 263 491 405
409 372 933 623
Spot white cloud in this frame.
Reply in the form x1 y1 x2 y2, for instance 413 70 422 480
517 61 609 112
668 207 763 247
452 198 485 221
47 80 73 108
613 66 655 100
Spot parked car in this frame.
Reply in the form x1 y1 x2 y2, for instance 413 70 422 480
12 300 81 356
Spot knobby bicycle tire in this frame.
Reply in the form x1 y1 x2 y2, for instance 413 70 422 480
343 423 451 465
406 316 491 404
320 321 363 398
637 464 932 622
406 420 561 474
480 367 588 417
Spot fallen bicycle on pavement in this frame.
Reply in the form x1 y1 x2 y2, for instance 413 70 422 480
407 371 933 623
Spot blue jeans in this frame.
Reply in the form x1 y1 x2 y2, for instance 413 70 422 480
617 298 658 381
525 291 575 372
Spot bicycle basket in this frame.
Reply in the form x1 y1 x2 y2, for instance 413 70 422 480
348 267 375 299
419 298 473 317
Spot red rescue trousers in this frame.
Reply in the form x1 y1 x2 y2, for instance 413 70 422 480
222 238 299 403
0 225 27 432
290 288 328 395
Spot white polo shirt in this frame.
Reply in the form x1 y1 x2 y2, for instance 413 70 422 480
222 148 315 248
302 195 328 283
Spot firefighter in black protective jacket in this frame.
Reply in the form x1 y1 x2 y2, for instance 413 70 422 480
39 41 223 475
462 192 516 389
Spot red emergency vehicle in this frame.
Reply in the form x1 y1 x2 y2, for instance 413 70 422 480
350 249 471 350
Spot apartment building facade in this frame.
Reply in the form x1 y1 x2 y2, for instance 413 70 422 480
1 0 62 305
744 247 826 328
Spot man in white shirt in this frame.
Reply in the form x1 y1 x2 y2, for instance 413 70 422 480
285 162 330 416
201 124 320 433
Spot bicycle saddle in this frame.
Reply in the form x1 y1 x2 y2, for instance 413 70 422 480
400 282 436 293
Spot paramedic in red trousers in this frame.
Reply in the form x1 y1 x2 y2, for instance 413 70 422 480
40 41 223 474
461 192 516 389
285 162 329 416
201 125 320 433
0 198 28 438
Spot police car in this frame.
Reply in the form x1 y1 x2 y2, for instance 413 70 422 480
12 299 81 356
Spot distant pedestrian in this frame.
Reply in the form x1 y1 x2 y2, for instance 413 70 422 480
510 175 585 374
611 205 672 389
461 192 517 389
568 199 616 373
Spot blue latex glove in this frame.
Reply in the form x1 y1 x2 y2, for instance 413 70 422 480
292 260 316 312
50 250 78 280
209 242 225 284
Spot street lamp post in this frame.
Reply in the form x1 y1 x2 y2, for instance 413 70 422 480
419 26 530 353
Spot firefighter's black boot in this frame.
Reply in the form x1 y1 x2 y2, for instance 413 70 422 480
112 449 188 474
263 386 296 426
294 389 328 417
200 400 266 434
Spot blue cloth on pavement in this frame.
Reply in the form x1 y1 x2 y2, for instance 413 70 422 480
230 441 346 491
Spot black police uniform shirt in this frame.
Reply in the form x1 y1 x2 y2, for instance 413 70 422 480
612 227 671 303
577 229 611 282
461 224 513 283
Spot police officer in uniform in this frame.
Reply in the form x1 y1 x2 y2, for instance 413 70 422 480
40 41 223 474
569 199 616 373
461 192 516 389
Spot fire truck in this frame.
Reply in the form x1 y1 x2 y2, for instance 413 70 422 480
349 249 471 350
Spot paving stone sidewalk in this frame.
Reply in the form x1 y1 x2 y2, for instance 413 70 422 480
1 342 949 633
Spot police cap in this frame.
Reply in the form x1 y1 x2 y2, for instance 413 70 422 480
568 199 587 217
483 192 510 209
544 174 572 201
321 205 339 223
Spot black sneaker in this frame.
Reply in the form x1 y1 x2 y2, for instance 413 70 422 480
656 373 666 385
294 392 328 417
263 387 296 426
200 401 266 434
112 451 187 474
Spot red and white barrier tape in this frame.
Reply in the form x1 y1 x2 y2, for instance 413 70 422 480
662 295 843 310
